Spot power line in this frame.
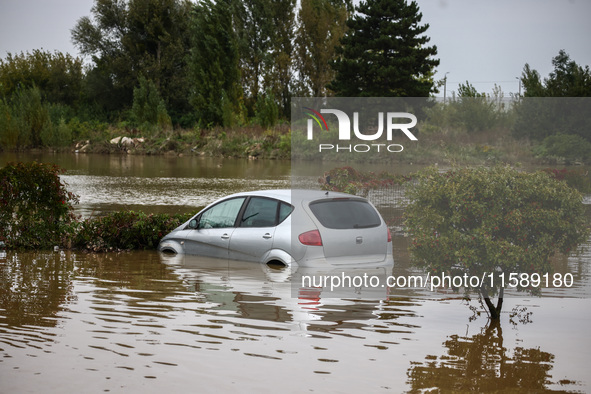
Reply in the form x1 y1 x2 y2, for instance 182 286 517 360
446 80 519 84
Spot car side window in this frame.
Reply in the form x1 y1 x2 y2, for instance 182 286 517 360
198 197 246 229
240 197 279 228
278 202 293 223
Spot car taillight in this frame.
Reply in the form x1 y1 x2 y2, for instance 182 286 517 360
387 227 392 243
299 230 323 246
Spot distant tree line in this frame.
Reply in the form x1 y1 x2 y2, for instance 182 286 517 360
0 0 439 144
1 0 590 159
515 50 591 161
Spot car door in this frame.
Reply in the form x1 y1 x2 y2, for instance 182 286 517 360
184 197 246 258
228 197 280 262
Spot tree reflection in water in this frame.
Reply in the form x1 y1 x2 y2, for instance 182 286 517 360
0 251 75 327
407 319 578 392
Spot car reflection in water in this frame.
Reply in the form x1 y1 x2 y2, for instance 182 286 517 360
160 252 393 332
158 189 394 269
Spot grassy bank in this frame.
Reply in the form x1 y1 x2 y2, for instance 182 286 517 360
0 117 293 160
3 123 545 166
2 116 587 167
72 124 292 159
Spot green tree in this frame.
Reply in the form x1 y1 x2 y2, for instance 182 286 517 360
451 81 501 132
189 0 243 127
265 0 296 117
329 0 439 97
71 0 193 120
295 0 348 96
3 85 52 148
131 76 171 131
405 166 589 320
0 50 83 107
521 50 591 97
254 90 279 128
514 51 591 143
232 0 274 114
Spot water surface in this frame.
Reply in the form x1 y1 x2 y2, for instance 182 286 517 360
1 249 589 393
1 153 590 392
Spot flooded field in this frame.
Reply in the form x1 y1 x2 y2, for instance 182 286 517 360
1 246 590 392
1 153 590 392
0 152 292 217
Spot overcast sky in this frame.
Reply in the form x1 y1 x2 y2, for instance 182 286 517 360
0 0 589 96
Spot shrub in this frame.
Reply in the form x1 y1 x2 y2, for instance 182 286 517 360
0 162 79 249
40 117 72 147
405 166 590 319
538 134 591 163
0 162 196 252
255 90 279 128
131 76 171 132
542 168 591 194
74 211 192 252
10 85 52 147
319 166 412 195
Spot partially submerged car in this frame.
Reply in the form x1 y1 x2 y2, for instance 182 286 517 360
158 189 393 268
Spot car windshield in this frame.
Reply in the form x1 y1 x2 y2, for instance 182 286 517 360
309 199 381 229
199 197 246 228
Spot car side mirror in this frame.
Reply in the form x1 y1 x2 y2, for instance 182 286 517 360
188 218 199 229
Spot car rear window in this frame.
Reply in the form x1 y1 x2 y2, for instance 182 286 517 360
309 199 381 229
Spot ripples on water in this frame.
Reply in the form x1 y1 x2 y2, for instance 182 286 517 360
1 154 590 392
61 174 291 217
1 247 590 393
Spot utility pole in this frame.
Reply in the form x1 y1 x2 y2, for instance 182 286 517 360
443 72 449 104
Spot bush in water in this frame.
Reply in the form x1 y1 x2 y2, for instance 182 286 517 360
405 166 590 320
0 161 79 249
74 211 192 252
0 161 193 251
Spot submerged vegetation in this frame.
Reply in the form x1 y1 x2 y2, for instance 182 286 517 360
2 162 588 254
405 166 590 319
0 161 192 252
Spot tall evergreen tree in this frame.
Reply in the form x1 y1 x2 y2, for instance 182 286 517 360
232 0 274 114
268 0 296 117
329 0 439 97
189 0 243 127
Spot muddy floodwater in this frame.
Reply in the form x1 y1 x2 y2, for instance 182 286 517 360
1 153 590 392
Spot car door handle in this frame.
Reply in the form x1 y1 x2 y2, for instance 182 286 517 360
221 233 230 240
263 233 272 239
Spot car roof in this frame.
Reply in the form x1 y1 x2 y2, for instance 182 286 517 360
223 189 362 204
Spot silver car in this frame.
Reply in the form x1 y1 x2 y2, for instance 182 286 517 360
158 189 393 268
